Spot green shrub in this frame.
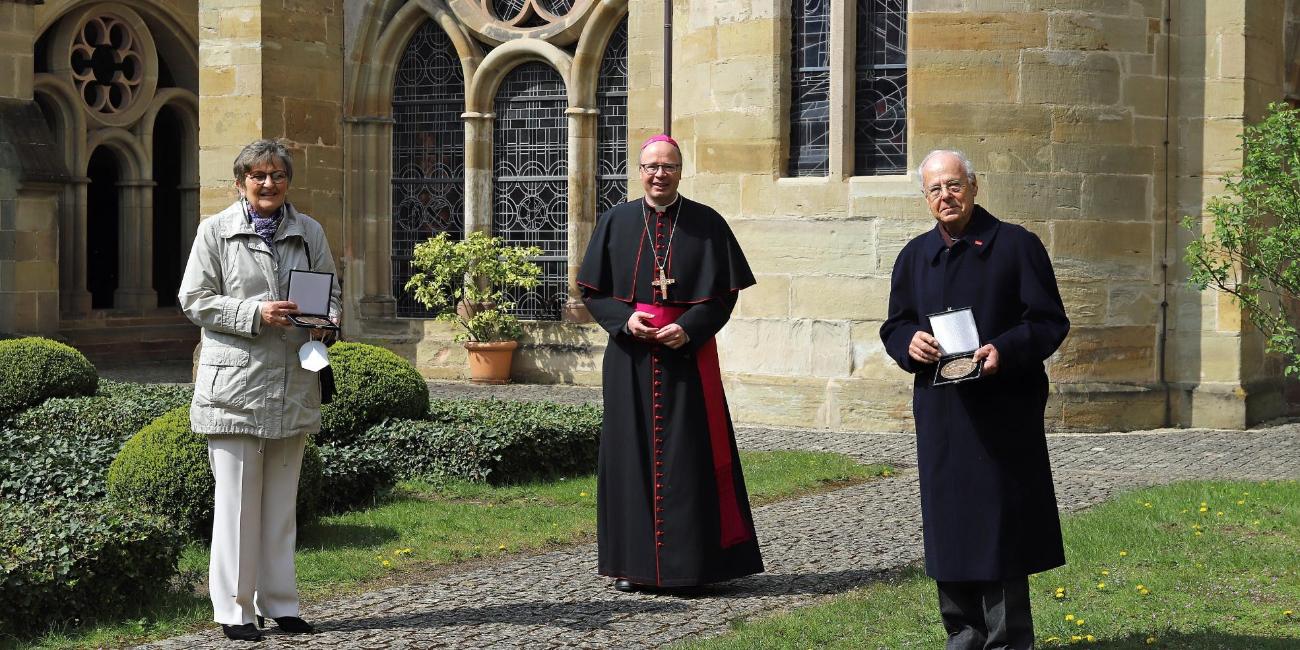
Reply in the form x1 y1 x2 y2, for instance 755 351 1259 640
107 407 324 540
0 337 98 421
0 382 194 507
316 442 396 513
318 342 429 445
0 499 183 638
363 399 601 484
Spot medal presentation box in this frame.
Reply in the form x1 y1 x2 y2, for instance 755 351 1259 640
927 307 982 386
286 270 340 331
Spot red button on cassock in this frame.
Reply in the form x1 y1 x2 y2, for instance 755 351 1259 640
657 542 664 548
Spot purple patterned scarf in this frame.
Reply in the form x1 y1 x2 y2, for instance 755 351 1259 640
244 200 282 246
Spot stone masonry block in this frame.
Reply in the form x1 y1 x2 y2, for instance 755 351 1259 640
1048 13 1156 53
1057 279 1107 326
913 103 1051 137
730 218 875 275
708 58 780 112
912 134 1052 175
912 12 1047 51
790 275 892 321
1050 106 1133 144
1053 324 1157 383
721 372 829 428
1052 143 1156 175
1105 283 1159 326
911 51 1018 104
1080 174 1151 221
716 318 812 376
874 216 930 273
976 172 1082 221
1122 75 1167 117
1020 51 1121 105
830 377 914 432
716 18 778 59
810 320 853 378
734 274 790 318
1051 220 1152 280
849 321 903 381
284 100 340 147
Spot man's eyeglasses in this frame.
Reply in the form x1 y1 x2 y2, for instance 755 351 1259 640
924 180 968 199
639 163 681 175
247 171 289 184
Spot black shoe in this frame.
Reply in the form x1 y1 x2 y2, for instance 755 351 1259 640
613 578 637 592
257 614 314 634
221 623 263 641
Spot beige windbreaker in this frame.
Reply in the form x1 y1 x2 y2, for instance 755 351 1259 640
178 200 342 439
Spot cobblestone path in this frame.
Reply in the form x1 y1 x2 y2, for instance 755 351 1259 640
139 379 1300 648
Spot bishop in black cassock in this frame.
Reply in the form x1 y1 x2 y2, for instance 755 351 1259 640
577 135 764 591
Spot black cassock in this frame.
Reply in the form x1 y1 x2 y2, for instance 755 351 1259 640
880 206 1070 582
578 196 764 587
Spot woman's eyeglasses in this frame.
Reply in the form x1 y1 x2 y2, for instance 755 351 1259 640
247 171 289 184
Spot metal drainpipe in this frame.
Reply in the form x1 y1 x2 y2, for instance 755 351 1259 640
664 0 673 134
1158 0 1173 426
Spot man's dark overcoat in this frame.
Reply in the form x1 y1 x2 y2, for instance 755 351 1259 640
879 205 1070 582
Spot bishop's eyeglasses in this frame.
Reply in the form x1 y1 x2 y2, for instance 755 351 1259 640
924 180 968 200
246 171 289 185
639 163 681 175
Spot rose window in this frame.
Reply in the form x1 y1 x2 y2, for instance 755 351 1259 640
69 14 144 115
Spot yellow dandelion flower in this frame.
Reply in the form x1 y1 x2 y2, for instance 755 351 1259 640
498 544 507 551
1200 501 1208 507
1139 587 1151 596
1216 511 1224 516
1236 500 1245 505
1146 636 1157 645
1198 506 1209 513
1097 581 1106 590
381 559 391 568
1076 618 1086 626
1044 637 1060 644
1065 614 1075 621
1100 569 1110 576
1071 635 1083 643
579 491 589 497
1085 635 1095 642
1136 584 1146 590
1143 502 1152 508
1284 610 1294 617
1195 531 1203 537
882 469 893 477
1119 550 1129 557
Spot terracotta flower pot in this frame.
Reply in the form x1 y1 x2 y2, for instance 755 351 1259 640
464 340 518 384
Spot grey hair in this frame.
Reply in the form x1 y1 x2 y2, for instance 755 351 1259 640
916 149 976 189
232 139 294 184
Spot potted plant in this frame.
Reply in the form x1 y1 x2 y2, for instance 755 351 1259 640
405 231 542 384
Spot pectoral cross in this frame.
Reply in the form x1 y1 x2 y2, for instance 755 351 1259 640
651 267 676 300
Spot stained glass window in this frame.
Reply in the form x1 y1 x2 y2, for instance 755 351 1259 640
493 62 569 321
392 21 466 317
596 20 629 214
854 0 907 175
789 0 831 176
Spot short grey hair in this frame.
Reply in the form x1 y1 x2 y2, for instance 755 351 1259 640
232 139 294 184
916 149 976 189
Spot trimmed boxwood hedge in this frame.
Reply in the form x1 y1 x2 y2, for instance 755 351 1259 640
363 399 601 484
317 342 429 446
0 337 98 421
0 499 183 638
0 382 193 506
107 406 324 539
316 442 396 513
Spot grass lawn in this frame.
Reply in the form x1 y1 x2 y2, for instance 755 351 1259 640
679 479 1300 649
18 450 885 650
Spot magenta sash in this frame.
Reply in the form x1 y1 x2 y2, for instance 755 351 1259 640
636 303 750 548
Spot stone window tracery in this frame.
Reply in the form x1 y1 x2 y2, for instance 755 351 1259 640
391 20 468 318
789 0 831 177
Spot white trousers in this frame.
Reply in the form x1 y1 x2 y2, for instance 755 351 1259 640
207 434 306 625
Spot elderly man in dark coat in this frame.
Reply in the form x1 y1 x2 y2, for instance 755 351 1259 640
879 149 1070 650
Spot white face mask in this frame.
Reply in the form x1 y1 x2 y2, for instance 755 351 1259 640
298 340 330 372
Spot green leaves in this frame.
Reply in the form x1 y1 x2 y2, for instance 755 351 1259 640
1185 102 1300 375
404 232 544 342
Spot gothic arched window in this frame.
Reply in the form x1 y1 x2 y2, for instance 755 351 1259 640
493 62 569 321
596 20 629 213
391 21 467 317
789 0 831 177
854 0 906 175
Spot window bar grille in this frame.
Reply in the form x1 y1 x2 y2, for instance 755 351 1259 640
597 21 629 214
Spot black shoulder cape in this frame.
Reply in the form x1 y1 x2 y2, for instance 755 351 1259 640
577 197 756 304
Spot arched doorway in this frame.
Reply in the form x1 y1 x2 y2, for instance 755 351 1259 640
86 146 120 309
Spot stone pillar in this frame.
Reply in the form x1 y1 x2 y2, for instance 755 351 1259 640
462 112 494 235
564 106 597 323
0 0 35 102
114 179 156 310
197 0 345 236
59 177 92 315
347 115 397 320
1168 0 1289 428
178 182 199 259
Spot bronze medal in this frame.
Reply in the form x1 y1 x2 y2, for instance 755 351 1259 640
939 357 977 380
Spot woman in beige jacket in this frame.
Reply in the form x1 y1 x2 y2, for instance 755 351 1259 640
178 139 341 642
